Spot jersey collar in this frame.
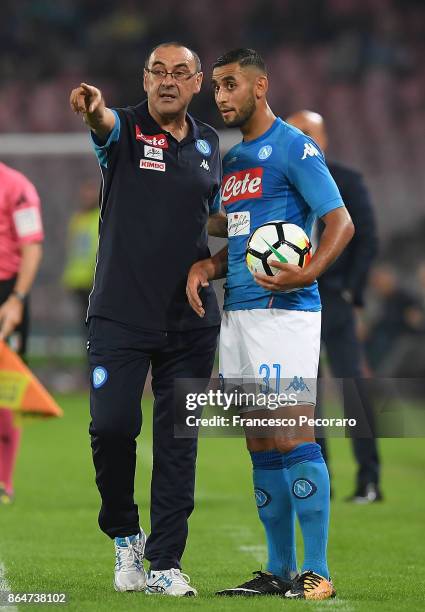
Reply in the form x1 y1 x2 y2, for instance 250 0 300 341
134 99 200 142
241 117 281 146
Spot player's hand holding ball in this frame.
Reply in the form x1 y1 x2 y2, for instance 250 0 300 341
254 260 313 292
246 221 314 292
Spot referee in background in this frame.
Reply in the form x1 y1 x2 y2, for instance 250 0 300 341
70 42 227 596
287 111 382 503
0 161 43 504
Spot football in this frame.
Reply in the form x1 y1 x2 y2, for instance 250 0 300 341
246 221 312 277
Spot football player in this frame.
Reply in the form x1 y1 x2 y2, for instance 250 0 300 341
187 48 354 600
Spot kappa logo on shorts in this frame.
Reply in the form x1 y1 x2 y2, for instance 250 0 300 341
93 366 108 389
254 487 271 508
285 376 310 393
292 478 317 499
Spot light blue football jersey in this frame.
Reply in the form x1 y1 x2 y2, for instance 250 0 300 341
220 118 344 311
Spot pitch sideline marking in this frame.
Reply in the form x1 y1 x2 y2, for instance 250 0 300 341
238 545 267 564
0 560 18 611
222 524 267 564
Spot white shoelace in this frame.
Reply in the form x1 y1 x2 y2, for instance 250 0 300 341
115 539 141 571
150 568 192 590
169 569 191 587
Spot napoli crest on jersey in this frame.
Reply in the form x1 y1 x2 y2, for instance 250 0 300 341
196 139 211 156
93 366 108 389
292 478 317 499
254 487 271 508
258 144 273 160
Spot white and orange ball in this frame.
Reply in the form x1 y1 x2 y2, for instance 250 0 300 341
246 221 312 277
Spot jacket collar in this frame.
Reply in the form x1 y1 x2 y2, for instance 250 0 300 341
134 99 200 141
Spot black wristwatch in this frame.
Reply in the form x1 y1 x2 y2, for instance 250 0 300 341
11 290 26 303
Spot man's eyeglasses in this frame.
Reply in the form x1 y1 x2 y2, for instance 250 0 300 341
145 68 198 82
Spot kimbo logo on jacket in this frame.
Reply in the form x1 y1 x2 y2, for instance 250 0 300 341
221 167 263 205
140 159 166 172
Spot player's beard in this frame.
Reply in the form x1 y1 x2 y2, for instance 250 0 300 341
223 94 256 128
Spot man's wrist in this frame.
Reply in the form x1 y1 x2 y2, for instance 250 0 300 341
203 258 217 280
210 254 227 280
11 290 26 303
83 105 105 130
301 267 317 286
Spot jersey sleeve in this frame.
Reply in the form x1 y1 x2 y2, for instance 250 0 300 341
90 109 121 167
209 186 221 215
287 135 344 218
11 176 44 244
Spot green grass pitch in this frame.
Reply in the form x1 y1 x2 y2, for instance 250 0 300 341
1 393 424 611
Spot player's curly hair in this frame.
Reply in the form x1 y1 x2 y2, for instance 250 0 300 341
212 48 267 73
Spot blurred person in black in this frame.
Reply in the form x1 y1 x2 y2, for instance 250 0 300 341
287 110 381 503
365 264 425 376
417 261 425 307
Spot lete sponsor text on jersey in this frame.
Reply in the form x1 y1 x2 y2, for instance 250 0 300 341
135 125 168 148
221 167 263 205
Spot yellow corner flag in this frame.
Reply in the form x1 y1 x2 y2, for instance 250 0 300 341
0 341 63 417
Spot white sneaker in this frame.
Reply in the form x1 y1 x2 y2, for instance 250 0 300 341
146 568 197 596
114 530 147 592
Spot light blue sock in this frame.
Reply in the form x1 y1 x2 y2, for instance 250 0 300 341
115 533 139 547
284 443 330 579
250 450 297 580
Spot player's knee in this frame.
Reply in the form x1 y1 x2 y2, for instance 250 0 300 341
274 437 311 454
89 417 141 440
246 437 276 452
